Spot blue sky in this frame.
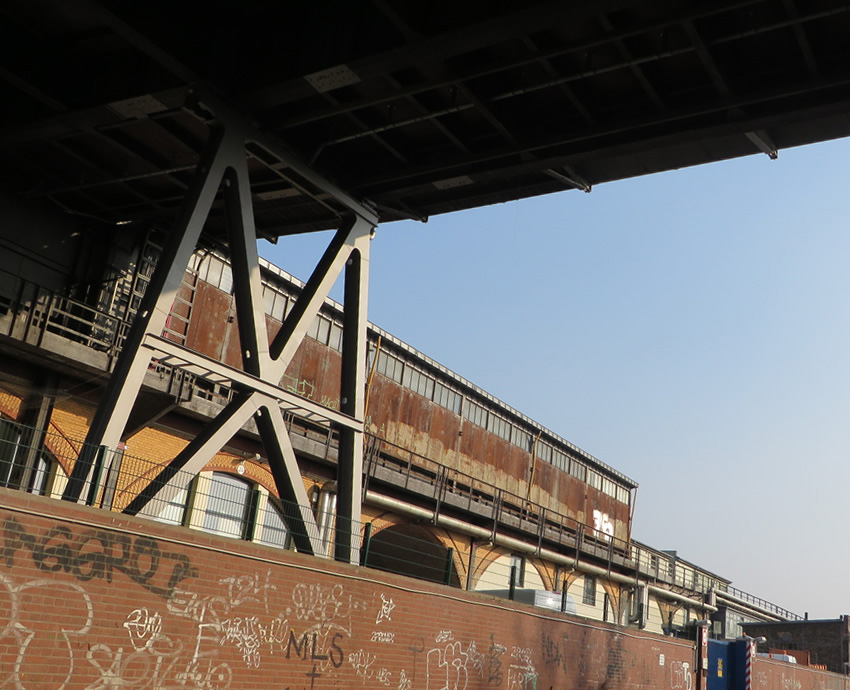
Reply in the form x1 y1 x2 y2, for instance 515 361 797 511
261 136 850 619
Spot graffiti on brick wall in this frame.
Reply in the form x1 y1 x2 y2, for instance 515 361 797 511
423 629 488 690
541 629 568 673
488 633 508 685
508 646 538 690
1 516 197 598
0 512 713 689
669 659 692 690
0 573 94 690
778 675 802 690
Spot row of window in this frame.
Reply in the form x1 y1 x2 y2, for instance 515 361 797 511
375 349 630 504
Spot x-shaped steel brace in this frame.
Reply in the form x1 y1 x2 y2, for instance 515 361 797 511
63 97 377 561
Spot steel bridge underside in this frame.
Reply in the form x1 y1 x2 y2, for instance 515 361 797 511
2 0 850 562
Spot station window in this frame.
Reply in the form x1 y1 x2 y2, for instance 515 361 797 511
403 366 435 399
463 400 488 428
537 442 553 464
202 472 256 539
151 471 293 550
316 316 331 345
512 427 532 452
262 286 288 321
433 382 462 415
616 485 630 504
197 255 233 294
601 477 617 498
583 575 597 606
587 470 602 490
376 351 404 383
569 459 587 482
552 449 568 472
0 418 58 496
153 484 190 527
328 323 343 351
488 413 511 441
255 497 290 549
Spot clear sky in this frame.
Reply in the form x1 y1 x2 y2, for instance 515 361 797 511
260 136 850 620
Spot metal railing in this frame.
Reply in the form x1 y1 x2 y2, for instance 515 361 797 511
364 434 633 565
0 268 132 362
0 419 804 619
722 586 804 621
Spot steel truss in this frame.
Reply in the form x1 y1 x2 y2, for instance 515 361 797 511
62 92 378 563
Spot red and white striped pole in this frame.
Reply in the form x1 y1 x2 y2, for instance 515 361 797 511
744 638 755 690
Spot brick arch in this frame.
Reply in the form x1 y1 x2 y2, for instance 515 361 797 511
656 598 682 634
204 454 277 498
468 544 506 590
526 557 557 591
363 520 462 587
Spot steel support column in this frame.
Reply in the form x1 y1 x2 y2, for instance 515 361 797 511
62 93 378 562
335 228 370 563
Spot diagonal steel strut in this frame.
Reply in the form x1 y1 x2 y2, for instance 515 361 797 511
62 93 377 562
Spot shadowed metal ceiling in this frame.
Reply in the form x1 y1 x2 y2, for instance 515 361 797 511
1 0 849 237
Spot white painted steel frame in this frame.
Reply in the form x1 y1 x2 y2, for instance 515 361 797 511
62 94 377 562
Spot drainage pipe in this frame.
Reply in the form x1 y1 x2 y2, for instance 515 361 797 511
315 482 338 557
364 490 716 613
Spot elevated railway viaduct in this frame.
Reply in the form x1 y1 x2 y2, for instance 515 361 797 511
1 2 849 688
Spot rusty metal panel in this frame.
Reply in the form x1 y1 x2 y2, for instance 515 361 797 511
426 404 461 465
398 389 433 457
217 310 242 369
293 339 330 407
185 280 233 360
280 339 342 410
458 423 492 482
365 376 403 447
507 443 531 483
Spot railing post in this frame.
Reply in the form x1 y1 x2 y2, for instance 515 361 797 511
444 547 454 586
243 488 260 541
359 522 372 566
85 445 109 506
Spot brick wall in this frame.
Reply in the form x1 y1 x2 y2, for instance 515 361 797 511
743 619 850 674
4 489 850 689
751 656 850 690
0 488 700 689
